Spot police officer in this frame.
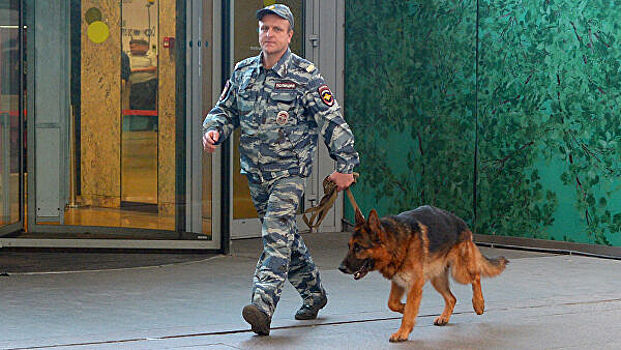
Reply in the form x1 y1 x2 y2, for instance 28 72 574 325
202 4 359 336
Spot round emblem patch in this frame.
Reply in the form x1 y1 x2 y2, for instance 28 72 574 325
318 84 334 107
276 111 289 125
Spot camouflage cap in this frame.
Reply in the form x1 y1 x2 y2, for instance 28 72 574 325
256 4 294 30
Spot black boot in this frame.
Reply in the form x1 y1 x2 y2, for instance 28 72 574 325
295 293 328 320
242 304 271 336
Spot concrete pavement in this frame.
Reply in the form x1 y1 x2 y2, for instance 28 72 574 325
1 232 620 349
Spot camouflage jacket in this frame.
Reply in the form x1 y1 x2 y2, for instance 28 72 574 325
203 49 359 182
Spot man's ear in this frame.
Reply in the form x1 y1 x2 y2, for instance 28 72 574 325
354 207 365 224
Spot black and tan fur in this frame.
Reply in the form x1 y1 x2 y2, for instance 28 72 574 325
339 205 508 343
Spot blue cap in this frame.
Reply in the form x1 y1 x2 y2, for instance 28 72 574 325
256 4 294 30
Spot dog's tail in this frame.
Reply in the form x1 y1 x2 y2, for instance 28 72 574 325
451 235 509 284
478 252 509 278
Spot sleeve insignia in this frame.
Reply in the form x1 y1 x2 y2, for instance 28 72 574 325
219 80 231 102
305 64 315 73
318 84 334 107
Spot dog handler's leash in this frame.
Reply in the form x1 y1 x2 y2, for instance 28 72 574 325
302 172 361 231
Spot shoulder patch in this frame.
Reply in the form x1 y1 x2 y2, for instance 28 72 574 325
306 64 315 73
318 84 334 107
219 80 231 102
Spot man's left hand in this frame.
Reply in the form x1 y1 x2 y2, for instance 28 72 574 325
328 171 355 192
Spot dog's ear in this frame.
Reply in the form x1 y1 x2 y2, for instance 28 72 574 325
367 209 385 243
368 209 382 233
354 207 365 225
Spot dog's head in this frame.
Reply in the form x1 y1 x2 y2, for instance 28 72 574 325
338 208 386 280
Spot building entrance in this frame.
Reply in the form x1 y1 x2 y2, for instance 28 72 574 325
62 0 176 231
1 0 220 250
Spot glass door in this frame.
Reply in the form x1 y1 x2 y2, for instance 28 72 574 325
58 0 177 233
0 0 24 236
0 0 221 248
16 0 220 247
186 0 219 242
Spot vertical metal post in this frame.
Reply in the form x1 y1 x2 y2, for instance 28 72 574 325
220 0 231 254
18 0 25 226
68 105 78 208
473 0 480 226
175 0 188 235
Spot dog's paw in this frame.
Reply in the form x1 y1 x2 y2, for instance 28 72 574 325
389 331 409 343
472 297 485 315
388 302 405 314
433 316 449 326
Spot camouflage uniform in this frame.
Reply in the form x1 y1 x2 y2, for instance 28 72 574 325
203 48 359 317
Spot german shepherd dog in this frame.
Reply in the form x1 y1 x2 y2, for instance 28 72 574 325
339 205 508 342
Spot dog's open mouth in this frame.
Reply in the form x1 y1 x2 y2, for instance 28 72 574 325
353 259 373 280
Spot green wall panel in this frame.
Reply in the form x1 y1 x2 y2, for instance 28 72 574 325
344 0 621 246
344 0 477 225
477 0 621 245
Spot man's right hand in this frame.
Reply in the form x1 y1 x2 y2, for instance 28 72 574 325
328 171 355 192
203 130 220 153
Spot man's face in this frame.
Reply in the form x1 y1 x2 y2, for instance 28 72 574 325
258 14 293 57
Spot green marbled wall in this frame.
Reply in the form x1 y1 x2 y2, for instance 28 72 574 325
344 0 621 246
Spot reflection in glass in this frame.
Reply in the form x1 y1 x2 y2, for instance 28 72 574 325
127 38 157 111
0 0 22 226
121 0 158 207
63 0 174 232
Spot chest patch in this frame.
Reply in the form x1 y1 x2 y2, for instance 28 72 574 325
275 81 297 90
276 111 289 125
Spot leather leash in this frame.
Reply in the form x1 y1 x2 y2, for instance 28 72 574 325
302 172 360 231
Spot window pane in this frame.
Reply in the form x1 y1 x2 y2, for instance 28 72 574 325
0 0 22 226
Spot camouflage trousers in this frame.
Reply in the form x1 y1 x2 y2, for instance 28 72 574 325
247 175 325 317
